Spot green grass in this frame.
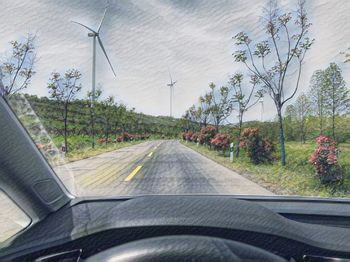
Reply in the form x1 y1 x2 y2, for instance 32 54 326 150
182 141 350 198
50 135 150 164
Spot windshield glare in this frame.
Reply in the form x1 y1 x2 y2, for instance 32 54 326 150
1 0 350 201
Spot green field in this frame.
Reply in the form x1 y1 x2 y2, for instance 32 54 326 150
183 141 350 198
51 135 149 163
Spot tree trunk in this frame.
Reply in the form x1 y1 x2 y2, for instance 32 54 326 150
64 103 68 154
331 80 336 141
235 114 243 158
277 107 286 166
300 120 305 144
332 112 335 141
215 116 220 133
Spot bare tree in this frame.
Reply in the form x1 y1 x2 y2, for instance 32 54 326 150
1 35 36 96
233 0 313 165
47 69 82 153
230 73 263 157
209 82 233 132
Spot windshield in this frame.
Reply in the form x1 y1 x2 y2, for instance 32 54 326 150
1 0 350 200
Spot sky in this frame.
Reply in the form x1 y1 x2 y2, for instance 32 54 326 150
1 0 349 121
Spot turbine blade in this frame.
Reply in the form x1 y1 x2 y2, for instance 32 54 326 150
98 36 116 77
168 68 172 83
71 21 97 33
97 8 108 33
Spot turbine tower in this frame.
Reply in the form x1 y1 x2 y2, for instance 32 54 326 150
167 70 177 117
71 7 116 148
259 97 264 122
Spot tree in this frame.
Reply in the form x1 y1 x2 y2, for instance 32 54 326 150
343 47 350 63
295 93 311 143
47 69 82 153
229 73 263 157
284 104 297 141
308 70 326 134
86 86 102 148
198 92 213 127
101 95 115 145
0 35 36 96
323 63 350 140
208 82 233 132
233 0 313 166
113 103 127 139
188 104 201 128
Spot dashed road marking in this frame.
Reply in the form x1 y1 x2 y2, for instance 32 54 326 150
148 152 153 157
124 165 142 181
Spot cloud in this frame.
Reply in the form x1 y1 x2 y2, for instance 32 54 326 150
1 0 349 120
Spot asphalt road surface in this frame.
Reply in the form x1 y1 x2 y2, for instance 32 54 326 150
55 140 273 196
1 140 272 242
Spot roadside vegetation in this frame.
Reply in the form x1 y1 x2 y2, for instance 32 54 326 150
6 93 181 164
0 0 349 197
182 131 350 197
180 1 350 196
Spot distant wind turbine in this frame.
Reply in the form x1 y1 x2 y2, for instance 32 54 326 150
71 7 116 148
166 70 177 117
259 97 264 122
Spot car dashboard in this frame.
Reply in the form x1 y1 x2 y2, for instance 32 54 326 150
1 195 350 261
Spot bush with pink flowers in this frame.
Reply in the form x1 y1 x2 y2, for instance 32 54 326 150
210 133 231 152
239 128 274 164
191 132 200 143
309 135 344 184
200 125 217 146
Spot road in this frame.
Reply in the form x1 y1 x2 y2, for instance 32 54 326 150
54 140 273 196
1 140 272 242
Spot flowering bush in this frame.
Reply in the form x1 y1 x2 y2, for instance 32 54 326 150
200 125 217 145
122 132 134 141
141 133 151 140
210 133 231 151
191 132 200 143
198 133 205 145
185 131 194 141
239 128 274 164
97 137 105 145
309 135 344 184
115 133 150 143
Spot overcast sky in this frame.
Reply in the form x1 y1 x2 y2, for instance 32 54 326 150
1 0 349 121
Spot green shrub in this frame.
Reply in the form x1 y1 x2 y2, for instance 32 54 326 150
239 128 275 164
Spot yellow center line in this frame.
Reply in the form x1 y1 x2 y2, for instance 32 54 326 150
124 165 142 182
148 151 153 157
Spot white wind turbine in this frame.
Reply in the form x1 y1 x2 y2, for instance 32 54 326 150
71 7 116 148
166 70 177 117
